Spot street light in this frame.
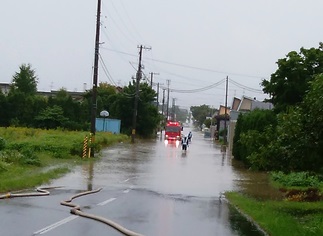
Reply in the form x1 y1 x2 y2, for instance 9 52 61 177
100 110 109 131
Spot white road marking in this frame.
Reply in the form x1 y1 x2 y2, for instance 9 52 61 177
123 189 130 193
97 197 116 206
122 176 138 182
33 215 78 235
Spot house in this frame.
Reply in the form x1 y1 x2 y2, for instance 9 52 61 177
0 82 11 95
228 96 273 152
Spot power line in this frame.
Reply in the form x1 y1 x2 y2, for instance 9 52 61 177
99 53 118 86
229 78 264 93
162 79 225 93
101 47 269 79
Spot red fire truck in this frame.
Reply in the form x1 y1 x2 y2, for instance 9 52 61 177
165 121 182 141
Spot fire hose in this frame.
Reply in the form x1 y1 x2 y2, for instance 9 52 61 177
61 187 143 236
0 187 56 199
1 187 143 236
61 188 142 236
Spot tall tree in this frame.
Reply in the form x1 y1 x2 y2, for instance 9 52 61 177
11 64 38 95
261 43 323 113
190 104 215 127
109 81 159 137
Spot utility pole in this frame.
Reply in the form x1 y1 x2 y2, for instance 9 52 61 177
166 79 170 121
156 82 159 109
172 98 176 121
90 0 101 156
131 45 151 143
224 76 228 146
161 88 165 118
149 72 159 88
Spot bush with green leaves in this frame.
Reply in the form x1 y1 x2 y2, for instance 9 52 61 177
232 109 277 164
0 137 6 150
0 160 9 173
271 171 321 188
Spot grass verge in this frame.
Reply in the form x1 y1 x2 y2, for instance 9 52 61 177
0 166 70 192
0 127 130 193
225 191 323 236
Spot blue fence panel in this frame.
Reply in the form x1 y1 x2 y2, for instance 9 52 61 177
95 118 121 134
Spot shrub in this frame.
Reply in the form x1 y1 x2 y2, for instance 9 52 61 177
0 137 6 150
20 148 41 166
0 160 9 173
271 171 321 188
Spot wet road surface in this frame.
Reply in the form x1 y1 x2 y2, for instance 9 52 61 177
0 128 268 236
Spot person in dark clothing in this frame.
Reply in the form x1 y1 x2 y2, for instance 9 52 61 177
188 131 192 143
181 136 189 151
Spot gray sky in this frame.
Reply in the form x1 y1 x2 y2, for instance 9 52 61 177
1 0 323 109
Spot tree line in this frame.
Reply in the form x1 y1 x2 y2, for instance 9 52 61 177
0 64 161 138
232 43 323 173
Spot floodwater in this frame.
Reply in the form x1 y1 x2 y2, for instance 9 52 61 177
50 128 282 235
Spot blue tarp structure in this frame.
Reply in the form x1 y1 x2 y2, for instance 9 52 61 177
95 118 121 134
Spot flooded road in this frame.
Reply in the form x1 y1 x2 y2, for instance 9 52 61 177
0 128 276 235
47 128 270 236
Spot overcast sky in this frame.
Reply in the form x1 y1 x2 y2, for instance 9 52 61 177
1 0 323 109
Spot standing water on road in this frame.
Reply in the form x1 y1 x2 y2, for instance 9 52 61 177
52 128 270 236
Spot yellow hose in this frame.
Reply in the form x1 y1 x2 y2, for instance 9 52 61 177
0 187 57 199
60 188 144 236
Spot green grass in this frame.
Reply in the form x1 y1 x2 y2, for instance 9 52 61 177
226 192 323 236
0 127 130 193
0 166 70 192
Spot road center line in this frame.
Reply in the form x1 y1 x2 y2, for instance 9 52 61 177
97 197 116 206
33 215 78 235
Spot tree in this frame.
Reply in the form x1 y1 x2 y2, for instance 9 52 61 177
35 105 68 130
190 105 215 127
11 64 38 95
261 43 323 113
0 92 9 126
232 109 277 165
109 81 159 137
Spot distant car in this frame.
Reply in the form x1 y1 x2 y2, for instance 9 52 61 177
204 128 211 138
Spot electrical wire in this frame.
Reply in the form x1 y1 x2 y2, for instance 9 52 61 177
99 53 118 87
160 79 226 93
229 78 264 93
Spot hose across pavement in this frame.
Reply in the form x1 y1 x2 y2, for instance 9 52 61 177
60 187 144 236
0 187 58 199
1 186 143 236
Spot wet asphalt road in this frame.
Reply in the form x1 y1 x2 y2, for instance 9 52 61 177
0 128 265 236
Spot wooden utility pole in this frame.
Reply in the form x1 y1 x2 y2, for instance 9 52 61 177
150 72 159 88
156 82 159 109
161 88 165 117
131 45 151 143
224 76 228 146
166 79 170 121
90 0 101 156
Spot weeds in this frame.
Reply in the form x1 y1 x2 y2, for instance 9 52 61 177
0 127 129 192
226 192 323 236
271 171 321 188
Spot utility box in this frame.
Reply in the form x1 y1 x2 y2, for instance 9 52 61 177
95 118 121 134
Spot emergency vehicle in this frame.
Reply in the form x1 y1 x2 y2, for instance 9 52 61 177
165 121 182 141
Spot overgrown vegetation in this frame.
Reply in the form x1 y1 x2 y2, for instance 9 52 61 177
226 192 323 236
232 43 323 173
271 171 322 189
0 64 161 138
228 44 323 236
0 127 129 192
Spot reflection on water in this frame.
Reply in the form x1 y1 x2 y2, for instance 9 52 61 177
51 129 277 235
82 160 94 191
228 205 265 236
231 158 283 200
